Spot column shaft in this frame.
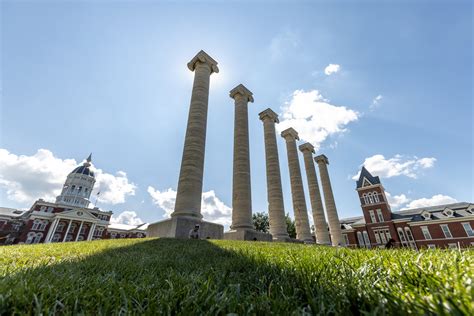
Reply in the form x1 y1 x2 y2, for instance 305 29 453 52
260 110 289 241
172 62 212 219
281 130 313 242
231 94 253 230
316 157 343 246
300 148 331 244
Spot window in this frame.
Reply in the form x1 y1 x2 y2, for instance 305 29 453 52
357 231 365 248
40 206 47 212
77 235 84 241
32 219 42 230
137 233 143 238
343 234 349 245
65 234 74 242
421 226 432 240
52 233 61 243
373 192 380 203
94 227 104 237
374 231 381 244
26 232 43 244
56 222 65 232
427 244 436 249
363 194 369 205
404 227 417 250
110 232 117 238
368 193 374 204
47 207 54 213
369 210 377 223
362 231 371 248
440 224 453 238
120 233 126 238
462 223 474 237
80 225 87 235
70 223 77 233
12 223 21 231
397 228 408 247
448 243 457 249
376 209 384 222
421 211 431 220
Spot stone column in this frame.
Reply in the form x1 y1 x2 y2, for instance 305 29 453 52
172 50 219 219
44 218 59 243
315 154 343 246
299 143 331 245
281 128 313 243
230 84 254 231
259 108 290 241
62 219 72 242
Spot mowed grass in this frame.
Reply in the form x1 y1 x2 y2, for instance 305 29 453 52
0 238 473 315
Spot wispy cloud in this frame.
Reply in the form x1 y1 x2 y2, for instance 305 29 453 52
369 95 383 111
277 90 359 151
324 63 341 75
269 29 300 61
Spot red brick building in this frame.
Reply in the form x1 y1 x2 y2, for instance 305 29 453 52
340 167 474 249
0 155 146 245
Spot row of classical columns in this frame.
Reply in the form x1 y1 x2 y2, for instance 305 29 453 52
44 218 98 243
170 50 342 244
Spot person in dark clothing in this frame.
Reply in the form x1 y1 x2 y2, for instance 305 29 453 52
385 238 396 249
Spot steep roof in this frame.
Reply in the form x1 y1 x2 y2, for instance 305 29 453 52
356 166 381 189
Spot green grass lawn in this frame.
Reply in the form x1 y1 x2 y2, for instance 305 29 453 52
1 238 473 315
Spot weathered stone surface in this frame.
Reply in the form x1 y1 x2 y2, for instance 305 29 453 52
315 154 344 246
147 216 224 239
299 143 331 245
259 108 290 242
224 229 273 241
172 51 218 219
281 128 313 243
229 84 254 231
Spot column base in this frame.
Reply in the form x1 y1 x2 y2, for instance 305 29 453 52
224 229 273 241
147 216 224 239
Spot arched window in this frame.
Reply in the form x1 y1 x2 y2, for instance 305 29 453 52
33 233 43 244
362 231 371 248
368 193 374 204
77 235 84 241
26 232 36 244
56 222 65 232
363 194 369 205
373 192 380 203
70 185 76 193
357 231 365 248
65 234 74 242
32 219 42 230
52 233 61 243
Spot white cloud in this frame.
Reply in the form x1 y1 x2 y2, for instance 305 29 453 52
369 94 383 110
352 154 436 180
269 29 300 61
385 192 410 210
324 63 341 75
147 187 232 226
110 211 143 225
403 194 458 210
277 90 359 150
0 148 136 206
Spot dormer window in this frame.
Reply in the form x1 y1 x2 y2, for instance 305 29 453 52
421 211 431 220
442 208 454 217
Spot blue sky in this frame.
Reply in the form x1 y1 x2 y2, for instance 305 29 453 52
1 0 472 227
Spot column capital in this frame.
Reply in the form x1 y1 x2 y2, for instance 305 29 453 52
299 142 315 154
259 108 279 123
229 84 254 103
281 127 299 141
187 50 219 74
315 154 329 165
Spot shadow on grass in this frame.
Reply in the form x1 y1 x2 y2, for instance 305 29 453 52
0 238 471 315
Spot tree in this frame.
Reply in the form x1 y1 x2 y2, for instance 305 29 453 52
252 212 269 233
286 213 296 238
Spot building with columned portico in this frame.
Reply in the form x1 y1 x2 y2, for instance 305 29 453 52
0 154 146 245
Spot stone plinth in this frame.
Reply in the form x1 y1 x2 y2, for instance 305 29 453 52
147 216 224 239
224 230 273 241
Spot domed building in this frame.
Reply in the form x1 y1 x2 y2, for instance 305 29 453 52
0 154 147 245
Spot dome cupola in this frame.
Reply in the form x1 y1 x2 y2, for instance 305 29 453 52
56 154 96 208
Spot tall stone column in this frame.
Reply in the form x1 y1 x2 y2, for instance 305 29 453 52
259 108 290 241
315 154 343 246
281 128 313 243
230 84 254 231
299 143 331 245
172 50 219 219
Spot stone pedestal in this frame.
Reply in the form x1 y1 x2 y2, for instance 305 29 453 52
281 127 314 243
224 229 273 241
147 216 224 239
